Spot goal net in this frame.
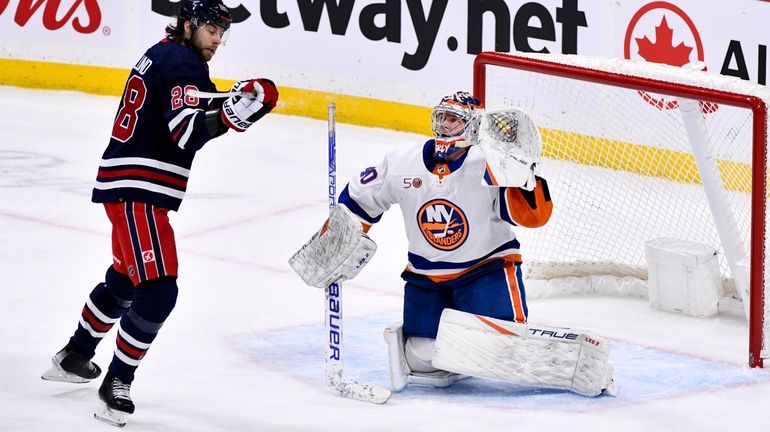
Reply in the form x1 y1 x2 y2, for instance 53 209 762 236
473 52 769 368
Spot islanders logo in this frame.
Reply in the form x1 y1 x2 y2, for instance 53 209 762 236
417 199 469 251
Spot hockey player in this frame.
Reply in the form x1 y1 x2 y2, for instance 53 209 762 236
40 0 278 427
290 92 616 397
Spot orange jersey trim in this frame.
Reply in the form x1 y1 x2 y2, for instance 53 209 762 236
420 254 522 283
484 162 499 186
504 179 553 228
504 261 527 323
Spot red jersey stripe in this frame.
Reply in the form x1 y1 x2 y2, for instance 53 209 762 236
97 168 188 188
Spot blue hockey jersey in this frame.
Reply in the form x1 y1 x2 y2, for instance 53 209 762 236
92 39 223 211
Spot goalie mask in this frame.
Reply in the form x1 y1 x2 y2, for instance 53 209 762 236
180 0 232 34
431 91 483 159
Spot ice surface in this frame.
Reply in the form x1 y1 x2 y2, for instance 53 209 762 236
1 86 769 431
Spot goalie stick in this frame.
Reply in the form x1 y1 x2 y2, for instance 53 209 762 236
324 102 391 404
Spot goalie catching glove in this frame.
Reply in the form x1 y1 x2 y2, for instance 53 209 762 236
289 205 377 289
221 78 279 132
478 108 542 191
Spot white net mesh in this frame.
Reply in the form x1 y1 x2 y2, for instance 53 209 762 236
478 53 769 366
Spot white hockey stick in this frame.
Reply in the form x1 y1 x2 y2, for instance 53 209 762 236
184 89 244 99
325 102 391 404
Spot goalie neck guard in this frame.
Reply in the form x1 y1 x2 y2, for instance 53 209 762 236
179 0 232 31
431 91 483 160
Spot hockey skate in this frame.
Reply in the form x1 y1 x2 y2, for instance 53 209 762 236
94 372 134 427
41 346 102 383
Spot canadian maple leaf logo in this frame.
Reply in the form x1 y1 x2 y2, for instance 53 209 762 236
635 16 693 66
632 14 716 113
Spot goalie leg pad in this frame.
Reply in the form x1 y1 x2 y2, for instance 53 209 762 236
383 323 409 391
289 205 376 288
383 323 465 391
432 308 615 397
405 337 437 373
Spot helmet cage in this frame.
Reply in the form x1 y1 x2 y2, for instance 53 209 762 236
431 92 483 159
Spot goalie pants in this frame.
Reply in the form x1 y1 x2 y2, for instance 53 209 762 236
67 202 179 384
401 259 527 339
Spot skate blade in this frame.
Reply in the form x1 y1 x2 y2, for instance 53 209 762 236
94 402 128 428
41 363 90 384
407 371 468 388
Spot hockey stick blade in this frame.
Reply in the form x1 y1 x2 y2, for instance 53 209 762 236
332 378 391 404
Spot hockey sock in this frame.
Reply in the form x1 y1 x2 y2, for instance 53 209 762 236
108 277 178 383
68 267 134 359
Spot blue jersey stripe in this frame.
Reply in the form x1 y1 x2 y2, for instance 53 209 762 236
339 186 383 224
145 205 166 278
125 204 147 282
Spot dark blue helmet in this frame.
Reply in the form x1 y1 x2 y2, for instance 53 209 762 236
179 0 232 31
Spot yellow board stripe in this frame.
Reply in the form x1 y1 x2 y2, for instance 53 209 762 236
0 58 129 96
540 127 752 193
0 57 432 135
0 57 754 192
272 85 431 133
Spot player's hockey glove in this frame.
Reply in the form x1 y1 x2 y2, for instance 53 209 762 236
221 78 279 132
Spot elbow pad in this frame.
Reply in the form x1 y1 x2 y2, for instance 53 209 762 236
205 109 228 138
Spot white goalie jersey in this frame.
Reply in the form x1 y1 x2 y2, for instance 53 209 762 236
339 140 552 282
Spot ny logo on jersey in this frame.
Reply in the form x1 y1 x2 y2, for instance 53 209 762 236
417 199 468 251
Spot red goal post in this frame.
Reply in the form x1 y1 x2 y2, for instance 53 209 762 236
473 51 769 368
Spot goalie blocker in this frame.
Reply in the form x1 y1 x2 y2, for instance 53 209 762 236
387 309 617 397
289 205 376 289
